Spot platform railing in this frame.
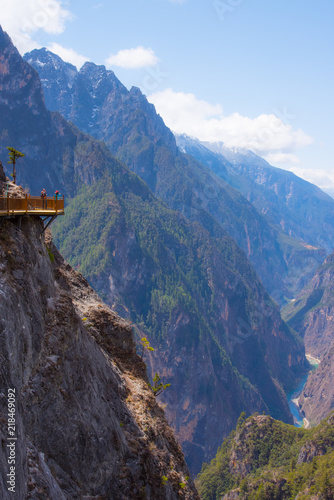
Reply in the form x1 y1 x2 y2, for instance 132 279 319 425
0 195 65 214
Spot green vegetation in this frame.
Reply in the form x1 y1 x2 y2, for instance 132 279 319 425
52 169 254 349
148 373 171 397
7 146 25 184
196 412 334 500
139 337 155 359
161 475 168 486
47 247 55 263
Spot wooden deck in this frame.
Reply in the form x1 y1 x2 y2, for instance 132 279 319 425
0 195 64 216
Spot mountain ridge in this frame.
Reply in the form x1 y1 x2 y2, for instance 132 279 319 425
22 47 327 304
177 134 334 254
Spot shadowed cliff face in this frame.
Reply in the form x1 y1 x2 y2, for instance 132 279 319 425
0 213 199 500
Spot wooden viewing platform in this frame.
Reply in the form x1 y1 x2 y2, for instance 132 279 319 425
0 195 65 230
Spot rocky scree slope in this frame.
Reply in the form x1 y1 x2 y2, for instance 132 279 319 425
22 47 320 304
0 187 198 498
196 413 334 500
0 29 309 474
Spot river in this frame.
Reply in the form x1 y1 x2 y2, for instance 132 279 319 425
287 354 320 428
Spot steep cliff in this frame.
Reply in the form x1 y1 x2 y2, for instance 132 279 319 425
280 234 334 436
0 202 199 498
282 252 334 359
298 345 334 427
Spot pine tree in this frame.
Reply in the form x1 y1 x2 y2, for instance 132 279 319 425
7 147 25 184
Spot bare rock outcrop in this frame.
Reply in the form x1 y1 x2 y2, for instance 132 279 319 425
0 160 6 182
299 348 334 426
0 215 198 499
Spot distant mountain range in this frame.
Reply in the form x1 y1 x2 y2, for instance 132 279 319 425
176 134 334 255
23 48 334 305
0 27 310 473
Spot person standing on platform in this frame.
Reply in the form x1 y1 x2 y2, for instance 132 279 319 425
41 188 47 209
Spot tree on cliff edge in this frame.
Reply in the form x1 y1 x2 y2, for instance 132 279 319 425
7 147 25 184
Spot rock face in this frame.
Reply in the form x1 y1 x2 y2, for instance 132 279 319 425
281 252 334 426
22 48 325 304
282 252 334 360
0 214 198 499
0 160 6 182
299 345 334 426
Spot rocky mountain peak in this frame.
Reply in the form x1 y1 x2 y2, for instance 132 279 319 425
24 47 77 74
130 85 144 96
0 26 48 130
0 24 12 51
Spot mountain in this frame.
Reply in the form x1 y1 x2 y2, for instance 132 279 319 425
22 48 326 305
196 412 334 500
52 167 307 473
177 135 334 255
0 27 310 473
0 171 199 499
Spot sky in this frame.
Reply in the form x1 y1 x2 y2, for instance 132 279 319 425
1 0 333 196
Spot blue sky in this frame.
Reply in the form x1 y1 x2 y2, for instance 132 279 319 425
1 0 333 195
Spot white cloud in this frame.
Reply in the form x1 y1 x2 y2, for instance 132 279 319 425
289 167 334 196
47 42 88 69
264 153 301 165
148 89 314 164
0 0 73 53
106 46 159 69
